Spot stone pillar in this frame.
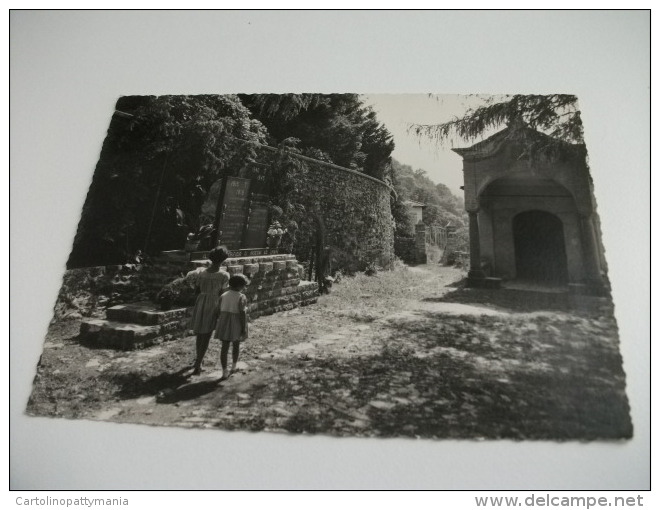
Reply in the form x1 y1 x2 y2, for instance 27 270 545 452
468 210 485 280
415 223 427 264
579 213 606 291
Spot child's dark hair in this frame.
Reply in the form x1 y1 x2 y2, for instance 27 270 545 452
208 246 230 264
229 274 249 290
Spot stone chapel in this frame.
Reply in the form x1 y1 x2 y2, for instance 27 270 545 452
453 120 608 294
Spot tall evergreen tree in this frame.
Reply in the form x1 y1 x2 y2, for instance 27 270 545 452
409 94 583 158
239 93 395 180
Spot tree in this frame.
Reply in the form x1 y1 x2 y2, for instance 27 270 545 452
409 94 583 156
67 95 268 268
239 93 395 180
390 159 466 236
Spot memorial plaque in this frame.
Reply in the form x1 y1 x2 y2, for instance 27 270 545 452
213 174 271 250
243 201 269 248
243 164 272 200
227 248 270 257
217 177 250 249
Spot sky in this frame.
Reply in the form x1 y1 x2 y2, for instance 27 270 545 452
362 94 496 194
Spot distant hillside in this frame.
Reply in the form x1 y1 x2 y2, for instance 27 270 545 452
390 158 466 237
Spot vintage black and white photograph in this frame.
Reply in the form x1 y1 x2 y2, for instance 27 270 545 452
25 92 632 441
11 10 649 491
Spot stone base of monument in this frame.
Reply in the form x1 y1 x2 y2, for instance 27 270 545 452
187 252 319 320
78 252 319 350
79 303 190 350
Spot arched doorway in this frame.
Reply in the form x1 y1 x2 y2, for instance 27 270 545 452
513 210 568 283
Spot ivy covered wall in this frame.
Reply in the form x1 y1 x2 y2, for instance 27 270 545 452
281 156 395 274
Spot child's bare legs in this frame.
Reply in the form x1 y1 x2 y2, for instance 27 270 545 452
193 332 212 374
220 340 241 379
231 341 240 373
220 341 230 378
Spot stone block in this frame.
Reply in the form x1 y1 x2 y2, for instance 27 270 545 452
285 260 297 269
243 263 260 276
259 262 274 273
262 299 277 310
271 295 292 307
253 290 270 300
268 289 286 299
228 265 244 275
106 303 188 325
80 319 159 349
252 301 268 312
246 276 264 287
272 261 287 271
260 281 284 291
160 320 185 334
79 319 104 341
284 286 299 295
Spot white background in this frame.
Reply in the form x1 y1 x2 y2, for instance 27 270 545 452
9 10 650 489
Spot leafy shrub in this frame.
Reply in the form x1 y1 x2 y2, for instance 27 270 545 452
157 272 198 307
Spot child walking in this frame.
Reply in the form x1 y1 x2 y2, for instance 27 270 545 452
215 274 249 380
189 246 230 375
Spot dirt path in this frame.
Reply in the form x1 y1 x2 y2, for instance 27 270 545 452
88 264 467 429
31 263 631 440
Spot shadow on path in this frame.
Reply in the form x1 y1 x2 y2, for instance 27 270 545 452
104 367 193 400
156 378 222 404
430 286 612 315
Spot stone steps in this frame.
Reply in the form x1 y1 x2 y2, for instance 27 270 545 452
105 302 188 325
248 281 318 319
80 303 190 350
79 253 319 350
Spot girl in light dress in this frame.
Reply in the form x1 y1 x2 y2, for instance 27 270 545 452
189 246 230 375
215 274 249 380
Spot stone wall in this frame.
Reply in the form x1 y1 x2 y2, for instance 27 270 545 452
285 158 394 273
212 253 317 319
155 251 318 319
78 252 319 350
53 264 146 320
